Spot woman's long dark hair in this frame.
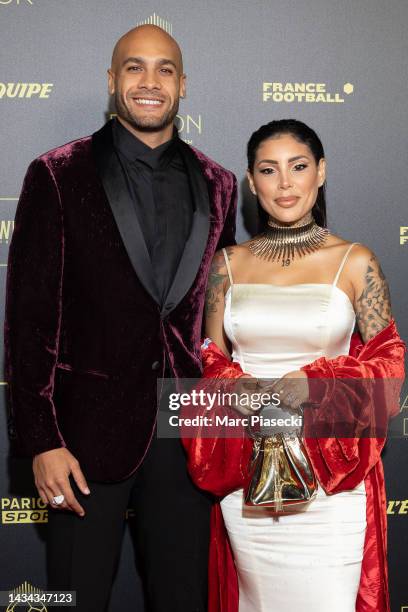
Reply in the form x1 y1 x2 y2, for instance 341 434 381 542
247 119 327 229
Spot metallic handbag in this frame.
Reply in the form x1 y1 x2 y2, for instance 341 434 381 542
243 432 318 512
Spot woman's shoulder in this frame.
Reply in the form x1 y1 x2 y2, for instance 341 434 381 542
327 238 392 339
212 242 251 266
327 235 390 317
215 241 252 254
324 234 378 269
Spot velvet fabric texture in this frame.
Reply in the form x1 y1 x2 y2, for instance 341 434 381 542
5 120 237 482
182 320 405 612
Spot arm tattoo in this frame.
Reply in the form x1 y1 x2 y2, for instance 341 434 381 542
356 256 392 341
205 249 232 318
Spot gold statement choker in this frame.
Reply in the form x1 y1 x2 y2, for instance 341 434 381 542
249 219 329 265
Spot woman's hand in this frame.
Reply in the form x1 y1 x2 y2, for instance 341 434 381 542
228 375 261 416
228 371 309 416
267 370 309 413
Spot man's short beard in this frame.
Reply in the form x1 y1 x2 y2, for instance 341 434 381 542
115 93 179 133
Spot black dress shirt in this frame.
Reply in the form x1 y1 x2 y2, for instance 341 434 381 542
112 119 193 306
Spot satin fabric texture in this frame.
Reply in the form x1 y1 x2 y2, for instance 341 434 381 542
182 319 405 612
221 246 365 611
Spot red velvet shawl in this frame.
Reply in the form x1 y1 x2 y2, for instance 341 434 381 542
182 320 405 612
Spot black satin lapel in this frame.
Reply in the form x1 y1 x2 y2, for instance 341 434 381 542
92 122 160 304
161 141 210 317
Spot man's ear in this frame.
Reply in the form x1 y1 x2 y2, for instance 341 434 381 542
179 73 186 99
107 69 115 96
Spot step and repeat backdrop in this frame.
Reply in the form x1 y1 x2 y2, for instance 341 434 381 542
0 0 407 610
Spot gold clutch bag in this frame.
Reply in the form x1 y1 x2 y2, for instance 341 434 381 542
243 432 317 512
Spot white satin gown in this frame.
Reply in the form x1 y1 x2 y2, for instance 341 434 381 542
220 244 366 612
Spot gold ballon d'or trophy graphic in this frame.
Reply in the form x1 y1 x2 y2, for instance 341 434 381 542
6 582 48 612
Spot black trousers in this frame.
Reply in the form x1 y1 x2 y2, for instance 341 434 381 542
47 435 212 612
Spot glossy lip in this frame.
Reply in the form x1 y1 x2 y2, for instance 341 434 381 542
275 196 300 206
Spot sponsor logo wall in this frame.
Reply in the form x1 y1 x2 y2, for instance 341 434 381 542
1 1 407 610
262 81 354 103
0 0 34 5
0 84 53 99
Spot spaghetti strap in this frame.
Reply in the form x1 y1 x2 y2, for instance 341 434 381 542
222 248 234 286
332 242 359 287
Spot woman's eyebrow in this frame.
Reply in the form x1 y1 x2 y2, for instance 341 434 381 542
257 155 310 165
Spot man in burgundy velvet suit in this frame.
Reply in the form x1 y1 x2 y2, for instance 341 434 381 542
5 25 237 612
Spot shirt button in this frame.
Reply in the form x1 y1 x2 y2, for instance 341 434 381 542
151 361 160 371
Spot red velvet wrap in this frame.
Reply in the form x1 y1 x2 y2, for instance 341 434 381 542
182 319 405 612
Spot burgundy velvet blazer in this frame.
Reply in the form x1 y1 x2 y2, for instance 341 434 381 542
4 120 237 482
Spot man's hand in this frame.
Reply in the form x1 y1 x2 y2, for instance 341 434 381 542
33 448 90 516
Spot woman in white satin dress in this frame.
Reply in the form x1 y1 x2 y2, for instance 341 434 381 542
204 119 393 611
